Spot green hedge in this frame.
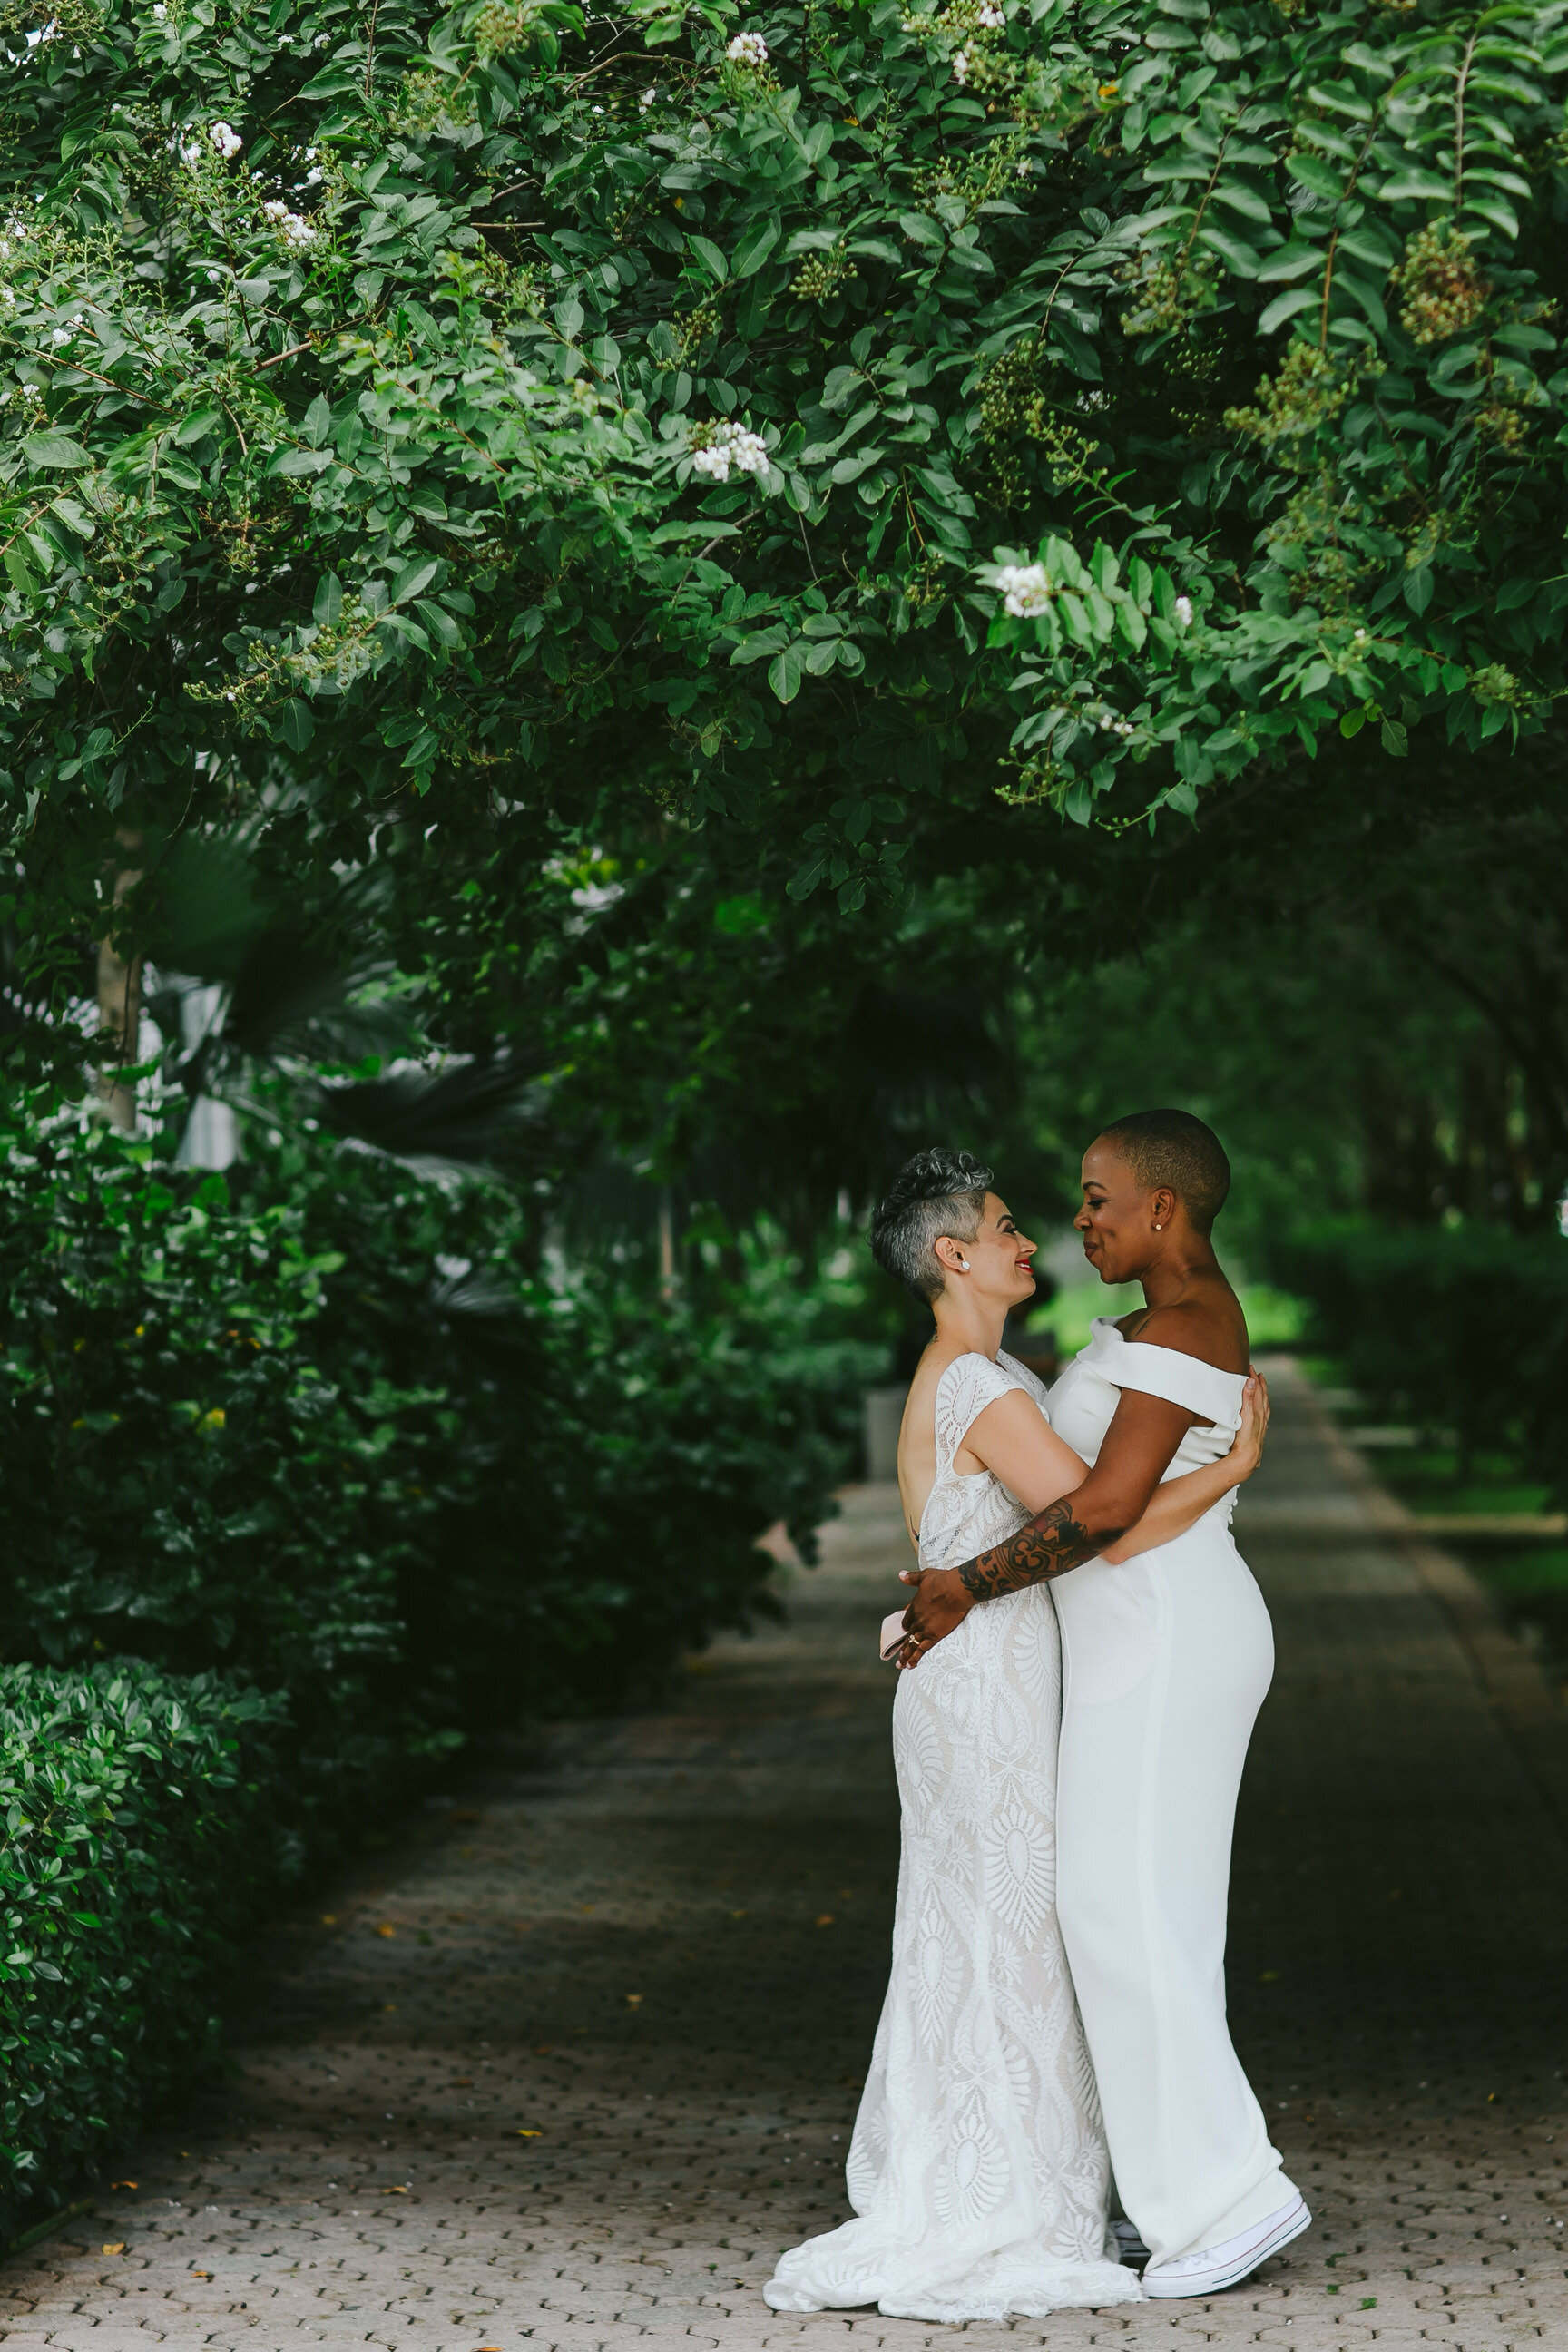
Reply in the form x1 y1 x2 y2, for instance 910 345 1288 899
0 1106 880 2238
0 1107 879 1747
1270 1220 1568 1496
0 1662 285 2247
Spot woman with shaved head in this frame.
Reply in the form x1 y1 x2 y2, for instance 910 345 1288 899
896 1110 1308 2298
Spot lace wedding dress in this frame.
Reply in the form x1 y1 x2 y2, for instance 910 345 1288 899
764 1350 1140 2323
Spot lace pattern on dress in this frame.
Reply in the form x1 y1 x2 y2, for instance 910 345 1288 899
764 1350 1140 2323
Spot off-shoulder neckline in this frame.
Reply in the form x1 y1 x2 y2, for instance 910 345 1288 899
1086 1317 1246 1386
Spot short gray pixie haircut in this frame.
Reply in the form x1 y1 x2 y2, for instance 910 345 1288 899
870 1148 995 1304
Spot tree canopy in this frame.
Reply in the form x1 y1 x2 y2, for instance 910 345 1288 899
5 0 1567 928
4 0 1568 1256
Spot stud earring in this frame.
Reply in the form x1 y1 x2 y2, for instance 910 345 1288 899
1152 1223 1162 1231
958 1259 970 1269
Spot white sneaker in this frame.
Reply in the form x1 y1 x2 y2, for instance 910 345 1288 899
1142 2196 1311 2298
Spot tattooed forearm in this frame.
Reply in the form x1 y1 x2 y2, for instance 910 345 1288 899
956 1499 1107 1601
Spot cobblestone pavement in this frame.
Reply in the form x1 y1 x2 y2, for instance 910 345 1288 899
5 1362 1567 2351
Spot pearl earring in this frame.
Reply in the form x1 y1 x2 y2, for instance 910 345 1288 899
958 1259 970 1269
1153 1224 1162 1231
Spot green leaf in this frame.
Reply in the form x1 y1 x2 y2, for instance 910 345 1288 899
1375 168 1454 203
1196 223 1262 278
1258 286 1318 334
313 573 343 627
731 216 781 278
1380 718 1408 757
1210 183 1275 226
1286 153 1346 202
687 234 728 282
279 698 315 752
1255 241 1327 283
23 434 91 470
768 644 804 702
391 558 440 605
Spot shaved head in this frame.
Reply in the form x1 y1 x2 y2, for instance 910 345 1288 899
1094 1109 1230 1234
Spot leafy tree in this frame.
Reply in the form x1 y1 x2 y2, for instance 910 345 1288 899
4 0 1567 1028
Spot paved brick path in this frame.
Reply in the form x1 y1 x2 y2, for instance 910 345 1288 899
5 1363 1567 2350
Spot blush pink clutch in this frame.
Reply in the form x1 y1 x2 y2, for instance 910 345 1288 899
880 1607 908 1662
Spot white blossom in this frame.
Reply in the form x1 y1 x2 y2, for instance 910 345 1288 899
49 327 70 345
726 28 769 64
1172 593 1193 626
210 120 243 159
976 3 1004 24
25 19 61 46
152 4 166 16
689 418 770 483
996 562 1051 618
951 47 970 83
262 199 318 246
640 85 657 109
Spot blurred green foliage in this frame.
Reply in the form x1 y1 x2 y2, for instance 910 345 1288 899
0 1102 881 1730
1269 1221 1568 1505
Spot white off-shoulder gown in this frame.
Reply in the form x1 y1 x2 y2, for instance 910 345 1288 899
1047 1320 1299 2268
764 1349 1140 2323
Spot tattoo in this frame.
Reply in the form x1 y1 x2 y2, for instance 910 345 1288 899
957 1499 1099 1601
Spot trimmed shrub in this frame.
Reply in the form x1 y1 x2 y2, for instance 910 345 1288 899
0 1662 286 2245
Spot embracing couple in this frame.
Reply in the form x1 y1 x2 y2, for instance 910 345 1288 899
766 1110 1308 2323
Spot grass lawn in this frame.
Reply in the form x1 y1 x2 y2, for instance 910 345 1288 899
1047 1280 1308 1357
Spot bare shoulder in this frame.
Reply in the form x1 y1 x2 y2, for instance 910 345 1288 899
1120 1289 1249 1376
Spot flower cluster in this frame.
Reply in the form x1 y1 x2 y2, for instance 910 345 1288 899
726 29 768 64
790 248 858 302
1095 712 1136 740
262 199 317 247
1173 595 1193 626
24 19 61 46
472 0 549 61
1224 343 1379 465
1391 222 1486 348
210 120 243 160
689 419 769 482
995 563 1051 617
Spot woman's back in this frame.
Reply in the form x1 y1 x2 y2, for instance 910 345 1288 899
914 1349 1054 1571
